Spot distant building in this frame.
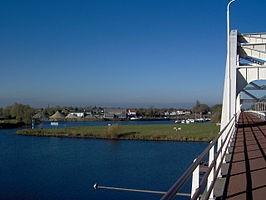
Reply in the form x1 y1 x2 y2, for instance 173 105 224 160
69 112 85 118
65 113 78 119
85 111 92 116
127 109 137 117
32 112 48 121
104 108 127 119
61 108 70 115
177 110 191 115
164 110 191 117
169 111 177 116
49 111 65 121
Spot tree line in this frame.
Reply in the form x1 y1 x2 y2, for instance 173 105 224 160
0 103 35 124
0 101 223 124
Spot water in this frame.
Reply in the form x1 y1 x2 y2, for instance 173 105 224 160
0 123 207 200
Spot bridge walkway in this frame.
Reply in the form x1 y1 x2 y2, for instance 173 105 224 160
222 112 266 200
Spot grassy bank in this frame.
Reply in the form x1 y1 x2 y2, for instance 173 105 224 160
17 123 220 142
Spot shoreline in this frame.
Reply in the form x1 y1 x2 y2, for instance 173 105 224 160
16 131 212 142
0 122 27 129
17 123 219 142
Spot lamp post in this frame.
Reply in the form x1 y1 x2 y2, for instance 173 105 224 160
227 0 236 50
227 0 236 120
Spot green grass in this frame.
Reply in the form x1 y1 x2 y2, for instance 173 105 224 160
17 123 220 142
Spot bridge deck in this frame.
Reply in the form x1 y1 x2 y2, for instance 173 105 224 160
223 112 266 200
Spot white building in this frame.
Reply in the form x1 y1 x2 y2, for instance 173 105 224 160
127 109 137 116
69 112 85 118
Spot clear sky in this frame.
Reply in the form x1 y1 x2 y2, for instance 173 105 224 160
0 0 266 108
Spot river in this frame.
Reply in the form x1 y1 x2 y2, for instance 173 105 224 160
0 121 207 200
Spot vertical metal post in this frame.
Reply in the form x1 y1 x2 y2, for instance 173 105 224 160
216 133 223 178
207 142 215 199
223 125 231 163
191 159 199 200
227 0 236 121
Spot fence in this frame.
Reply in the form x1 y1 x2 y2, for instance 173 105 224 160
160 112 240 200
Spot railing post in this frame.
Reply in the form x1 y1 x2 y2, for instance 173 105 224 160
207 142 215 200
216 137 222 178
191 159 199 200
227 122 235 154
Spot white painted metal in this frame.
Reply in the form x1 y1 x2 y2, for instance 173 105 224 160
221 30 238 129
191 159 199 200
207 143 215 199
189 113 237 200
221 30 266 130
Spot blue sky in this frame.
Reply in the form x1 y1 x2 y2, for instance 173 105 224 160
0 0 266 108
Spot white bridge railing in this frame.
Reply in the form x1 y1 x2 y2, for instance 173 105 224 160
160 112 240 200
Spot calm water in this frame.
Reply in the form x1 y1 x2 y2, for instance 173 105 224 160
0 122 207 200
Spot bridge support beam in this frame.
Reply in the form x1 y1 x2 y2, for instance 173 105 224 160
221 30 238 129
221 30 266 130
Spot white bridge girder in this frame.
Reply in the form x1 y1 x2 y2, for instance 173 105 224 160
221 30 266 129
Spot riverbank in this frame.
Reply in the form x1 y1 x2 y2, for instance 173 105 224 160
0 120 26 129
17 123 219 142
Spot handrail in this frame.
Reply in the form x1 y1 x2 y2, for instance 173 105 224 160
160 113 238 200
191 120 235 200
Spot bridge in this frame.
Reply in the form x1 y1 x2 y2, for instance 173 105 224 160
92 4 266 199
93 30 266 199
159 31 266 200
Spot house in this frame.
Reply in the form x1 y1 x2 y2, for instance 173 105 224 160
169 111 177 116
69 112 85 118
164 111 170 116
127 109 137 117
176 110 191 115
104 108 127 119
49 111 65 121
65 113 78 119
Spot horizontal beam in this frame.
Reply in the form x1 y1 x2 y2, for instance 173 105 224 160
245 83 266 91
250 82 262 89
240 42 266 46
242 90 259 101
237 65 266 68
240 32 266 37
240 56 265 65
240 99 257 103
241 46 266 54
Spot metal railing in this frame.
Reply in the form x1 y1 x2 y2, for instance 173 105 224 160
160 113 239 200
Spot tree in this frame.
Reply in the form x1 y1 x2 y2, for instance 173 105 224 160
136 108 145 117
3 106 12 118
192 100 210 114
210 104 222 123
5 103 35 124
0 108 3 116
